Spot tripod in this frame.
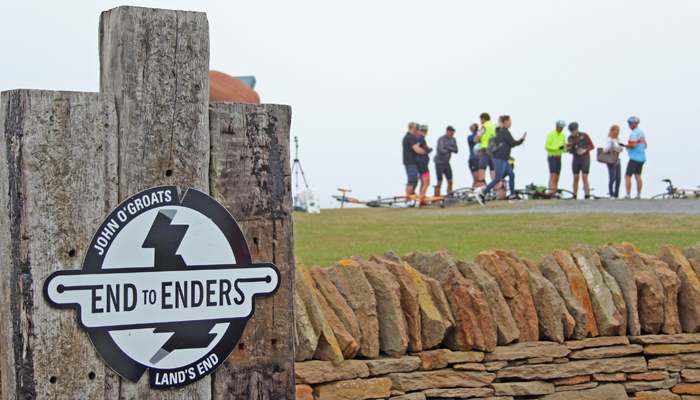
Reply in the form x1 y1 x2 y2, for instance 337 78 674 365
291 136 309 207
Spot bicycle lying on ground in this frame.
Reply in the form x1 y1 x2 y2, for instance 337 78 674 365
651 179 700 199
513 184 576 200
333 189 446 208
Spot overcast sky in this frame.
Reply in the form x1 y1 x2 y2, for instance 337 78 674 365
2 1 699 207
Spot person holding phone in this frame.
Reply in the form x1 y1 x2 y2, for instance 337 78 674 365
604 125 624 199
567 122 595 199
475 115 526 205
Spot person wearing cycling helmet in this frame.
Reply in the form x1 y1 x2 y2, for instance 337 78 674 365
622 116 646 199
545 120 568 196
474 113 504 197
416 124 433 198
567 122 595 199
467 123 480 188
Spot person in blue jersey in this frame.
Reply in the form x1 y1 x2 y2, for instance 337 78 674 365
467 123 480 188
621 116 647 199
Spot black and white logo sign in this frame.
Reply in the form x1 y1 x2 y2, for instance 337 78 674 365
43 186 280 389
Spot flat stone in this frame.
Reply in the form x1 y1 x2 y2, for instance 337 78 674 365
554 357 570 363
456 259 520 346
313 377 392 400
528 357 554 364
640 253 683 335
569 344 644 359
296 384 313 400
483 341 570 362
552 375 591 385
352 255 409 357
422 272 456 335
552 249 600 337
315 286 360 359
539 255 589 340
295 360 370 384
390 390 405 396
453 362 486 371
484 361 508 371
650 355 700 371
386 370 495 392
404 251 497 352
630 371 671 381
613 243 666 334
476 250 539 343
630 334 700 344
657 245 700 334
364 355 421 376
390 393 426 400
593 373 627 382
492 381 555 396
566 336 630 350
682 370 700 383
421 387 494 398
295 288 318 362
624 378 679 392
413 349 451 371
497 356 647 380
296 263 344 364
310 265 363 351
540 383 628 400
328 259 380 358
371 255 423 352
598 245 642 336
646 344 700 355
444 351 484 364
673 383 700 394
554 382 599 391
403 264 447 350
570 244 625 336
631 390 681 400
683 243 700 263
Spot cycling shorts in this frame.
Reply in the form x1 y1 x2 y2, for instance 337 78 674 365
547 156 561 175
478 153 494 171
572 158 590 175
417 163 429 176
625 159 644 176
469 158 479 172
435 163 453 182
405 164 418 186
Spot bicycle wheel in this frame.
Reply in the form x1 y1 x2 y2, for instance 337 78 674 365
555 189 576 200
651 193 671 200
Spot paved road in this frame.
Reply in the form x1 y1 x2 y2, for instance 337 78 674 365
431 199 700 216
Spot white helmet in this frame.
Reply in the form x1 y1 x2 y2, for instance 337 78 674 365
627 116 640 124
556 120 566 128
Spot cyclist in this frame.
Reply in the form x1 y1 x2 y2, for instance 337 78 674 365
474 113 504 197
603 125 624 199
545 120 567 196
416 124 433 197
475 115 525 205
402 122 427 203
434 126 458 196
622 116 646 199
567 122 594 199
467 123 480 188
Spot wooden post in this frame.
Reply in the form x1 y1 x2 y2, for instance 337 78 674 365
0 90 119 398
99 6 212 397
209 103 295 399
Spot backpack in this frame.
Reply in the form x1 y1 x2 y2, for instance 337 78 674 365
486 132 503 155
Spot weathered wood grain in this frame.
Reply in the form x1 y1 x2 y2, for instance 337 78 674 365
0 89 118 399
99 6 212 398
99 6 211 197
209 102 295 399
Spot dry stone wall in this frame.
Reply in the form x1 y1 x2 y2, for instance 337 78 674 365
295 241 700 400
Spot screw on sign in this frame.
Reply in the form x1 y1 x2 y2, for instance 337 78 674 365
43 186 281 389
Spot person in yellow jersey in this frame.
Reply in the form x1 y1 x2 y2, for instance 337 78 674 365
544 120 568 195
473 113 504 198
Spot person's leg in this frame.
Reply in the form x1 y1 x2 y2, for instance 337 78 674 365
444 164 453 194
477 169 486 187
446 179 453 194
419 173 429 197
549 173 559 195
483 159 507 196
582 159 590 197
434 181 442 197
635 174 643 197
405 164 418 201
624 160 634 197
582 174 590 197
607 164 615 197
572 159 580 198
614 163 621 198
504 162 515 196
434 163 444 196
573 174 579 198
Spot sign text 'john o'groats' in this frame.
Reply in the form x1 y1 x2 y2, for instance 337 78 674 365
43 186 280 389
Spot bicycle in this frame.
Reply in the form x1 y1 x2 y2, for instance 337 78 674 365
514 183 576 200
651 179 700 199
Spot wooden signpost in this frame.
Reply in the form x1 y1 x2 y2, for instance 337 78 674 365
1 6 294 399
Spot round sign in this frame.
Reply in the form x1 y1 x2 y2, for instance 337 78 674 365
43 186 280 389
